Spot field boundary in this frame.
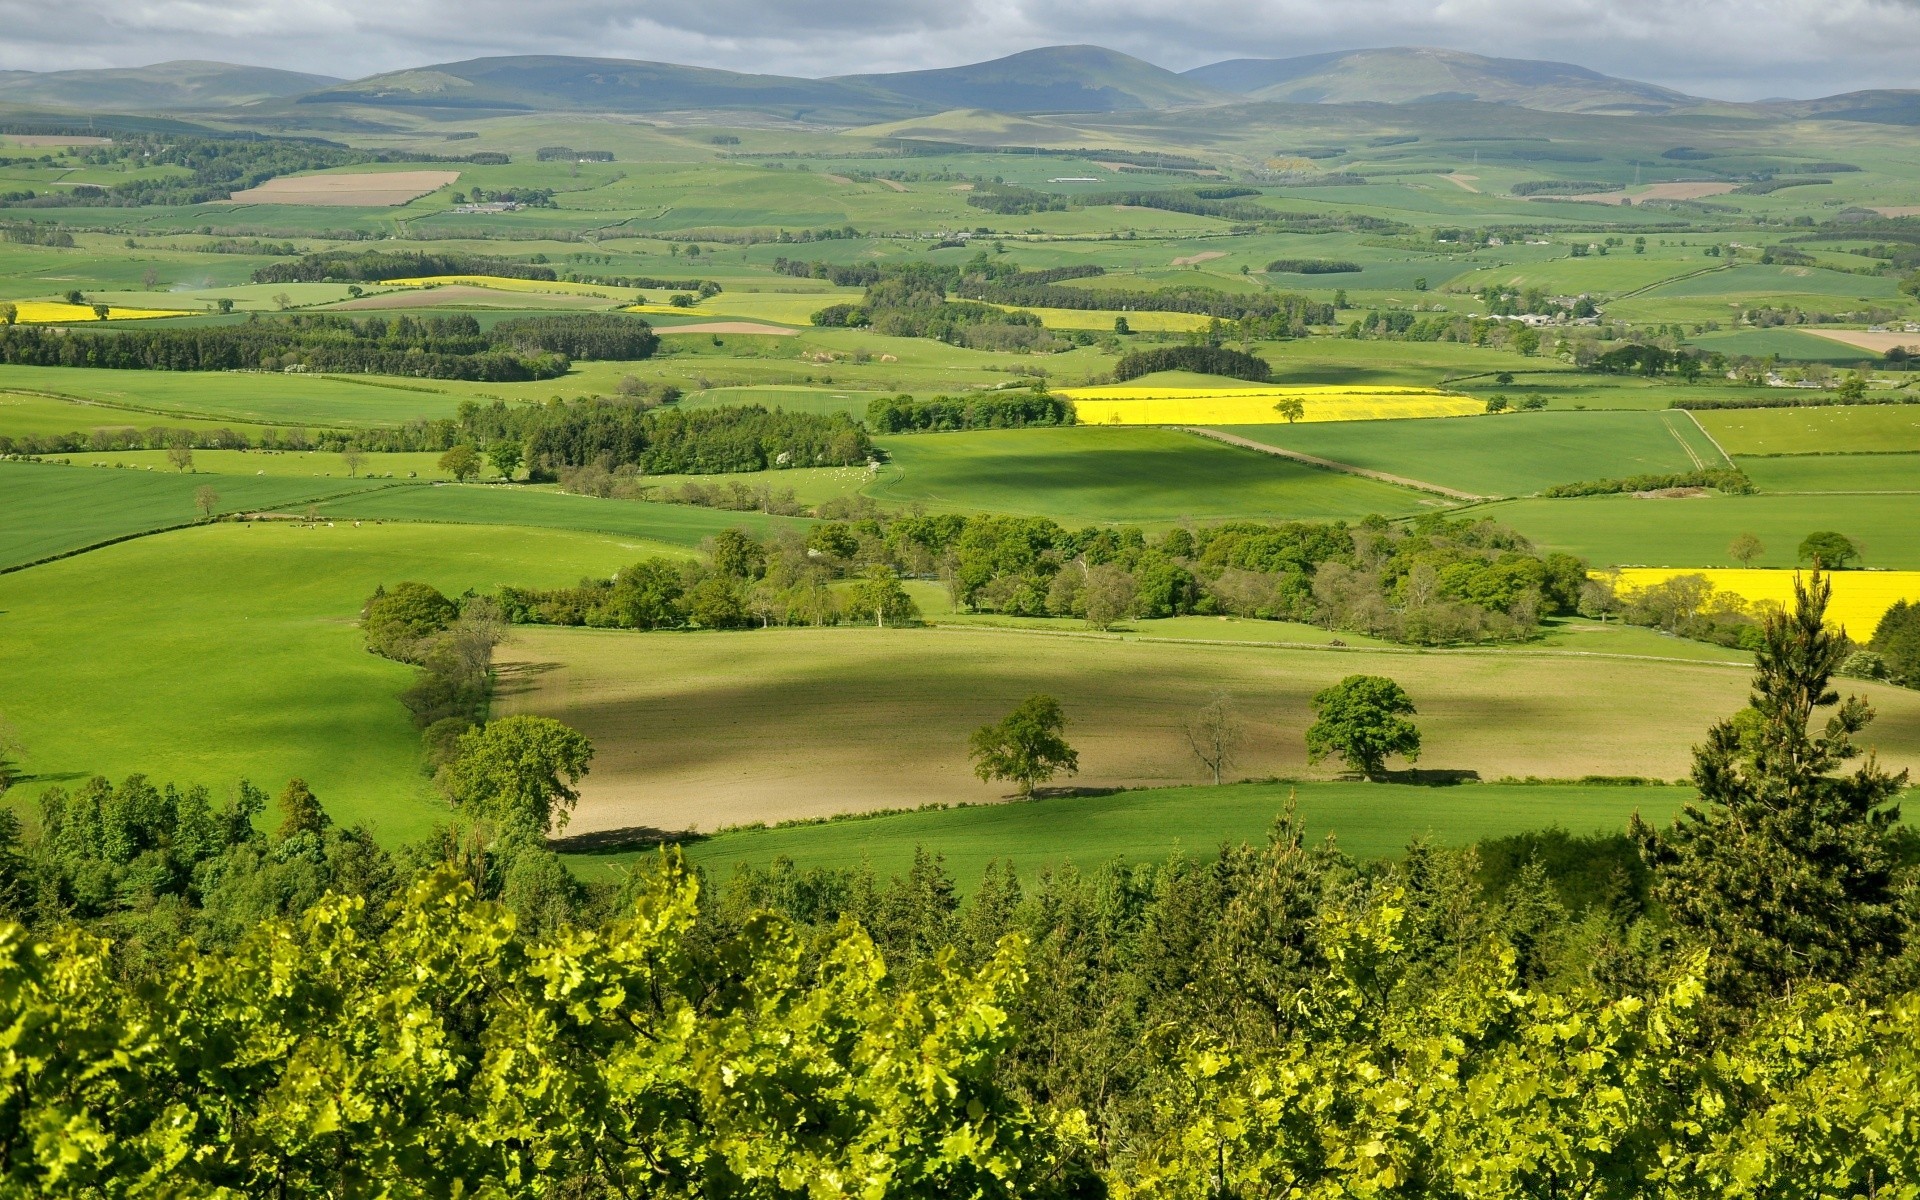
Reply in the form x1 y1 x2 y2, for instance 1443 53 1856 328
1177 426 1490 501
1680 408 1735 467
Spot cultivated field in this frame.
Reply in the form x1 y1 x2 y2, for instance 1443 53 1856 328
1611 567 1920 636
1065 385 1482 425
226 170 461 205
499 623 1920 834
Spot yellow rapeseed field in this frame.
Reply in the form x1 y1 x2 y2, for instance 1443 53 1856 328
385 275 633 299
1612 568 1920 637
1062 385 1483 425
8 301 194 323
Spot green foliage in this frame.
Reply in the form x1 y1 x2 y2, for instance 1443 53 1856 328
866 389 1074 433
1305 674 1422 779
1542 468 1755 497
1264 258 1361 273
846 565 920 628
1799 529 1862 568
1635 572 1908 1003
441 715 596 837
970 694 1079 798
1113 345 1271 383
1872 600 1920 686
361 581 458 661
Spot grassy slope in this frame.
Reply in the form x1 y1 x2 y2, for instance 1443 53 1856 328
0 460 393 569
0 523 653 840
867 427 1430 524
644 780 1700 893
1484 493 1920 569
495 623 1920 834
1700 405 1920 455
1210 410 1708 496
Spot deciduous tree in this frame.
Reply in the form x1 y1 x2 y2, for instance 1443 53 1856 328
441 715 594 837
970 694 1078 798
439 444 481 482
1185 690 1245 786
1305 674 1421 780
193 484 219 520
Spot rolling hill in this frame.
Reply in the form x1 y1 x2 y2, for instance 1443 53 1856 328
835 46 1234 113
0 61 340 111
1183 47 1703 115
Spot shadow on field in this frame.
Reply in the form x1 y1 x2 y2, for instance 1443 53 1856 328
1366 769 1484 786
549 825 695 855
494 660 565 697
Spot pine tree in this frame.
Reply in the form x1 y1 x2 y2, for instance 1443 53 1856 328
1635 571 1907 1004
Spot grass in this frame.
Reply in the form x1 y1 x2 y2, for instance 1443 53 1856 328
1481 493 1920 569
639 780 1700 889
866 426 1433 524
495 622 1920 836
1742 454 1920 493
1699 405 1920 455
1610 567 1920 637
311 483 812 546
0 364 466 429
1211 410 1713 496
0 460 393 569
69 449 466 480
0 522 649 840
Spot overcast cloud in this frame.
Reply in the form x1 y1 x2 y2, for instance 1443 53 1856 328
0 0 1914 100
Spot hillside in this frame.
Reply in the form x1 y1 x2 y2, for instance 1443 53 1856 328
0 60 339 110
1183 47 1703 114
836 45 1234 113
1761 89 1920 125
293 55 913 121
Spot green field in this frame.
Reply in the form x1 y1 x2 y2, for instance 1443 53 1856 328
0 522 650 840
1741 453 1920 493
1211 410 1717 496
311 483 811 545
0 460 393 569
1484 492 1920 568
0 365 465 429
1700 405 1920 455
495 623 1920 834
867 426 1432 523
647 779 1698 889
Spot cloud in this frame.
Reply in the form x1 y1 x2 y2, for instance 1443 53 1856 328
0 0 1913 99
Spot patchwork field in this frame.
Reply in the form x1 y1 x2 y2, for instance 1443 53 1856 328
7 300 194 322
1485 493 1920 569
1699 405 1920 455
499 623 1920 834
1741 454 1920 493
1611 567 1920 636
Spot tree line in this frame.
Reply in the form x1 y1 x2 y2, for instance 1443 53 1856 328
253 249 720 295
0 312 659 382
3 577 1919 1195
864 388 1075 433
1114 345 1271 382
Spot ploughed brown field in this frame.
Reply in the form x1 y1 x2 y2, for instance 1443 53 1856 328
329 285 611 310
226 170 460 206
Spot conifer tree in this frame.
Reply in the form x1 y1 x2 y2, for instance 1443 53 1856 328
1635 571 1907 1003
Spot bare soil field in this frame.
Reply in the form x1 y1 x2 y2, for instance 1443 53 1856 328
330 285 608 310
1872 206 1920 218
1805 329 1920 353
655 321 799 335
5 134 111 147
493 624 1920 834
1171 251 1227 266
1441 173 1480 192
226 170 460 206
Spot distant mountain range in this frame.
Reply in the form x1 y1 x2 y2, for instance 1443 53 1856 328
0 46 1913 127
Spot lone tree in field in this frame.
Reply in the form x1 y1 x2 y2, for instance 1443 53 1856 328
847 565 918 628
1273 397 1305 424
439 444 482 483
1634 571 1907 1003
488 442 524 482
1186 690 1246 786
0 303 15 326
91 303 110 321
193 485 220 521
1305 675 1421 781
970 694 1078 798
341 447 366 478
442 715 595 838
166 438 194 473
1798 530 1860 569
1728 532 1765 567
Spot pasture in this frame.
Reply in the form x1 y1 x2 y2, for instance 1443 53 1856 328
1699 405 1920 455
496 623 1920 834
866 426 1433 523
1741 454 1920 494
0 459 392 569
311 483 810 546
652 779 1701 889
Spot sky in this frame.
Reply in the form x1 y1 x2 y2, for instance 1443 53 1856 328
0 0 1913 100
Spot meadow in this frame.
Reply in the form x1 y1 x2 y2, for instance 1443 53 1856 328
1740 453 1920 494
1700 405 1920 455
496 622 1920 834
311 483 810 546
